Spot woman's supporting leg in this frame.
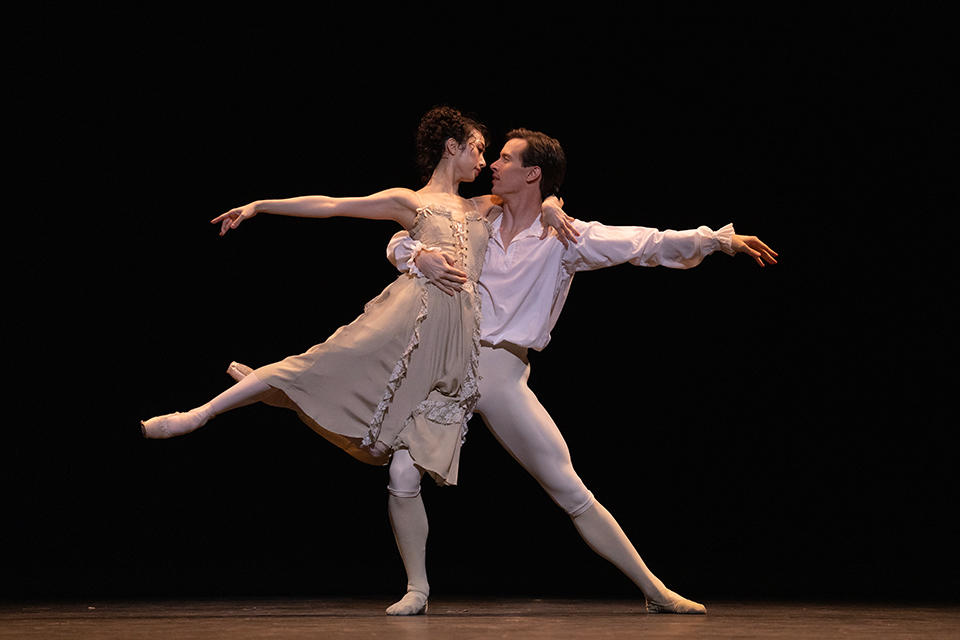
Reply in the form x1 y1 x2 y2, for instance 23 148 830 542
385 449 429 615
225 363 431 614
141 371 273 438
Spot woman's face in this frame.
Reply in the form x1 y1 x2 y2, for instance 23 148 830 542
455 129 487 182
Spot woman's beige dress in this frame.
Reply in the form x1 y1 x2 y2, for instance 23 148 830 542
252 202 489 486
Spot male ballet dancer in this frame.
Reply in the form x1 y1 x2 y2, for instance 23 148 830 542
379 129 776 615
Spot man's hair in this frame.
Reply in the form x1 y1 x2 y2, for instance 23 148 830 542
415 106 488 184
505 128 566 199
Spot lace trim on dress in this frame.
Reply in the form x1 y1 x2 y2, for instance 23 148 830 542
450 216 469 271
459 284 483 443
361 285 430 448
386 283 481 454
362 286 481 453
456 201 483 443
442 200 482 443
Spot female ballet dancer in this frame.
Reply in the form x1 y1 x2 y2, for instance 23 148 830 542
141 106 497 487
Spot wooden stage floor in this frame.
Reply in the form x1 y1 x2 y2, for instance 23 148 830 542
2 597 958 639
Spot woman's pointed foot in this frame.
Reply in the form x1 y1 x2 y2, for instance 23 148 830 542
385 590 428 616
646 589 706 614
141 404 213 439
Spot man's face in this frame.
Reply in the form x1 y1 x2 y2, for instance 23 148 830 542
490 138 531 196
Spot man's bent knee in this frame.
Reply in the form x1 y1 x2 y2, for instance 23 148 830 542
535 467 595 516
552 483 594 517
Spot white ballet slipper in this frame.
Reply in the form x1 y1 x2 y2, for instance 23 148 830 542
385 590 428 616
645 589 707 615
140 404 212 439
226 361 253 382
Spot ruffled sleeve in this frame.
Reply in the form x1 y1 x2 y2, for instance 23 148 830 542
563 220 737 272
714 222 736 256
387 233 442 277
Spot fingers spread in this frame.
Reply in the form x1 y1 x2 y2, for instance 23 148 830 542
749 238 778 265
749 237 777 256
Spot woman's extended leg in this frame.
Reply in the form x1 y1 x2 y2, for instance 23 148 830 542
141 371 273 438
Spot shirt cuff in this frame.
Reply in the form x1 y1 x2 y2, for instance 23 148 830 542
713 222 736 255
406 242 441 278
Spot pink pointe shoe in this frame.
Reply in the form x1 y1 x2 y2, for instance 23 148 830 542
140 404 213 439
646 590 707 615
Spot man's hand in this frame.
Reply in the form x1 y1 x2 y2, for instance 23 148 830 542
416 249 468 295
539 196 580 247
732 234 778 267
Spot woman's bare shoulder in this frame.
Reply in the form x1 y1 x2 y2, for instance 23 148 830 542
378 187 422 209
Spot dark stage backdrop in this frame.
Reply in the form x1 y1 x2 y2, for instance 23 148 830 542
10 5 956 603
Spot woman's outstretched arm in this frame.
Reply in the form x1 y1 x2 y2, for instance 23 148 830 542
211 187 421 235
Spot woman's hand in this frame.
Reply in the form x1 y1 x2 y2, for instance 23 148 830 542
211 202 259 236
539 196 579 247
731 234 778 267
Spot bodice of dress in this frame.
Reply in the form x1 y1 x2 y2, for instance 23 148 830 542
409 204 490 285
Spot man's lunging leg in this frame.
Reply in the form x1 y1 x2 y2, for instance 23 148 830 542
476 345 705 614
571 502 705 613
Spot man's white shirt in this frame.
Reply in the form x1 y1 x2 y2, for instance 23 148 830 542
388 214 735 351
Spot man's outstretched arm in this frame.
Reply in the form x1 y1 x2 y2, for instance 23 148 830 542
562 220 777 272
387 214 776 293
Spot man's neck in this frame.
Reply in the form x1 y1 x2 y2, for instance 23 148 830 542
498 189 542 250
